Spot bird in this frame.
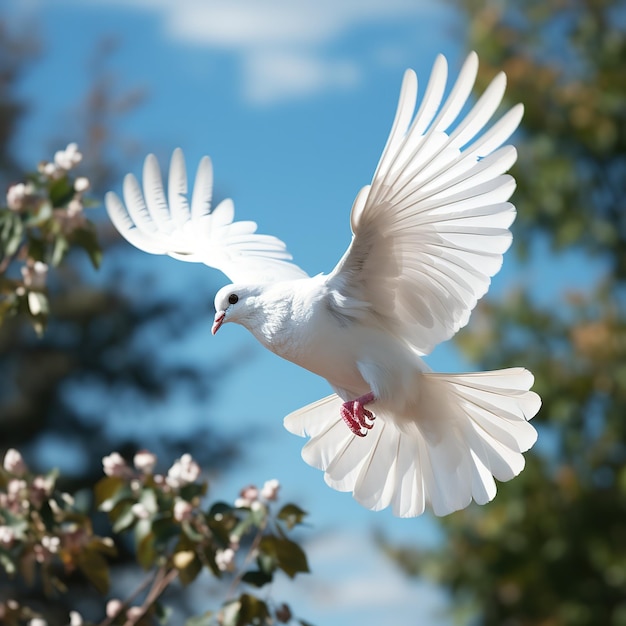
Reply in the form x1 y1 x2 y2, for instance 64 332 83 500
105 52 541 518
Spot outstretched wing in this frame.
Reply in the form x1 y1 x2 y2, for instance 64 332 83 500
105 148 308 284
327 52 523 355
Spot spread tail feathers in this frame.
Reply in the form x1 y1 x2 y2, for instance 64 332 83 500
284 368 540 517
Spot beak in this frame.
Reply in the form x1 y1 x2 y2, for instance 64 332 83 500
211 310 226 335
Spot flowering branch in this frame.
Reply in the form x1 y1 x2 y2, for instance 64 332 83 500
0 449 312 626
0 143 101 335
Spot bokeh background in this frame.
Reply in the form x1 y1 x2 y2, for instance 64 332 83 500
1 0 624 624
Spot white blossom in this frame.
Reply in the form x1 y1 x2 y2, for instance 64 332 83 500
69 611 83 626
0 525 15 546
105 599 124 618
102 452 129 478
7 182 28 211
173 498 193 522
67 198 83 215
21 261 48 290
29 619 48 626
74 176 90 193
166 453 200 488
3 448 27 475
215 547 236 572
126 607 143 620
28 292 45 316
43 162 60 179
260 478 280 501
235 485 259 508
42 535 60 553
133 450 157 474
54 142 83 171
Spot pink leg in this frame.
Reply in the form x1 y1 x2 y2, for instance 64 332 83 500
341 392 376 437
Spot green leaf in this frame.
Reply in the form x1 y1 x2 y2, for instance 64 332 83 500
176 551 203 586
51 234 69 266
259 535 309 579
70 225 102 269
94 476 130 511
237 594 270 626
48 176 74 207
221 594 270 626
77 548 110 594
241 569 273 588
0 550 16 576
111 502 136 533
136 528 156 570
0 211 24 257
277 503 308 530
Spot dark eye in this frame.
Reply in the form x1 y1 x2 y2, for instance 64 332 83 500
228 294 239 305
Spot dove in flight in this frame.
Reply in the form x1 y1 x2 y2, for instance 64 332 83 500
106 52 541 517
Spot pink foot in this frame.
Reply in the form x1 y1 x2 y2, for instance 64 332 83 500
340 392 376 437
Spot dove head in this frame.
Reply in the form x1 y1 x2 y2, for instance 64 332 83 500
212 284 265 335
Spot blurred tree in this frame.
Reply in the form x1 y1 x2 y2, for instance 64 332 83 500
383 1 626 625
0 15 240 623
0 19 39 189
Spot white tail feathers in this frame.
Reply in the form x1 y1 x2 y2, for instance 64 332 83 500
284 367 540 517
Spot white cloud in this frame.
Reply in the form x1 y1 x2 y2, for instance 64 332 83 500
52 0 437 104
244 52 359 104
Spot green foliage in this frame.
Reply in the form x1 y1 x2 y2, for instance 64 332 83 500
0 143 101 336
1 448 311 626
0 148 312 626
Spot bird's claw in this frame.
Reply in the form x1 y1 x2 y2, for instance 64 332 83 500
341 395 376 437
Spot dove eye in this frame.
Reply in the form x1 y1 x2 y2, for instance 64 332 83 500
228 294 239 305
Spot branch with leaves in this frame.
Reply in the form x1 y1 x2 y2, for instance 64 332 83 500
0 147 312 626
0 143 101 335
1 448 312 626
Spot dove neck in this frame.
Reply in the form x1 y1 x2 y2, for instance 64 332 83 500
241 279 319 359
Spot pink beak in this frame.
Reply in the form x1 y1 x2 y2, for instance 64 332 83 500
211 310 226 335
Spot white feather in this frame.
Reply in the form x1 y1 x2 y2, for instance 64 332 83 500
108 52 541 518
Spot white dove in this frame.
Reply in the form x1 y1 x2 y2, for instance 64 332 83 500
106 52 541 517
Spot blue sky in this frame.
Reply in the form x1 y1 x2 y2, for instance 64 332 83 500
4 1 607 624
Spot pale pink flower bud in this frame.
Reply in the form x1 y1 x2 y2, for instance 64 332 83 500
41 535 60 553
166 454 200 488
67 198 83 216
28 292 45 316
105 599 123 618
43 162 60 179
29 618 48 626
235 484 259 508
74 177 90 192
133 450 157 474
6 183 27 211
3 448 27 475
30 475 54 507
173 499 193 522
126 607 143 620
54 149 73 170
260 479 280 501
0 525 15 546
215 547 236 572
102 452 129 477
21 261 48 289
69 611 83 626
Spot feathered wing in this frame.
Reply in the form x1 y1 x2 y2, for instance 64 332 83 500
285 369 540 517
327 52 524 355
105 148 308 284
285 53 540 517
